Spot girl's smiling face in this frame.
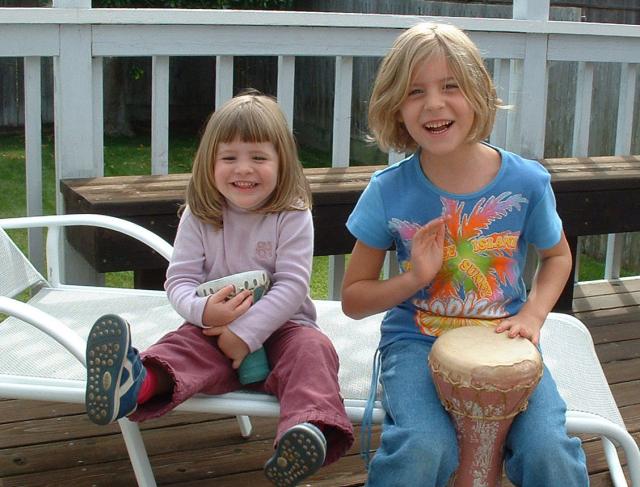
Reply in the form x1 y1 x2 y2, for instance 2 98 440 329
398 54 476 163
214 138 279 211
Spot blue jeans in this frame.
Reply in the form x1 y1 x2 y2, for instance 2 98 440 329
366 339 588 487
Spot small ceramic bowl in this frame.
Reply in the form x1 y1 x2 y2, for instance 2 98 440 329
196 270 271 301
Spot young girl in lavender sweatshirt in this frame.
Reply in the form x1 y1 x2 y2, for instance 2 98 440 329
84 91 354 486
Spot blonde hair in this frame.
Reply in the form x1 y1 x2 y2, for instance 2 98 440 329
368 22 500 153
186 91 311 228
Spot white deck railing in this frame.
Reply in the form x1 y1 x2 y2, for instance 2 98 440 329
1 0 639 296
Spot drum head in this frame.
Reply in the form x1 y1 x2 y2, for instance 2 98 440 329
429 326 542 391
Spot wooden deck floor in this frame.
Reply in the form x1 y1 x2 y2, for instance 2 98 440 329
1 279 639 486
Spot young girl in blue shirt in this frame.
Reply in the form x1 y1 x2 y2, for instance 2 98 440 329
342 22 588 487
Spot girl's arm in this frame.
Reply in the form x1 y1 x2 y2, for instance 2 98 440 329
166 209 252 328
342 217 445 319
222 209 314 352
495 232 572 345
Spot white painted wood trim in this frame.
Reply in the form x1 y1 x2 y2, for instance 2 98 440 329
548 36 640 63
54 24 99 285
490 58 510 148
215 56 233 110
513 0 549 21
92 25 403 58
91 26 534 60
93 57 104 177
151 56 170 175
54 24 95 194
0 25 59 57
614 63 638 156
505 60 523 154
381 151 405 282
387 151 405 165
574 238 582 284
5 8 640 38
572 61 593 157
24 56 45 273
328 256 346 301
24 57 43 219
277 56 295 128
329 56 354 300
604 234 624 281
332 56 353 168
605 63 638 280
518 34 548 159
383 251 399 280
53 0 90 7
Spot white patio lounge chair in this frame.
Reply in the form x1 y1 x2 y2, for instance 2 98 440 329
1 214 638 487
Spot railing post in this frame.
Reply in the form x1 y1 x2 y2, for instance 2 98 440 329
381 150 405 280
572 62 594 157
571 61 594 285
606 63 638 279
24 56 44 274
53 0 102 285
490 58 509 148
93 57 104 177
215 56 234 110
328 55 353 300
277 56 295 128
512 0 549 159
53 0 96 184
512 0 550 294
151 56 170 175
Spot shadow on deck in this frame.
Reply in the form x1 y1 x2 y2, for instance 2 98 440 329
1 279 639 486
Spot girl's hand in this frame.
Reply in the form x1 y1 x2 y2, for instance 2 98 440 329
201 285 253 328
204 326 250 369
495 312 544 346
408 217 445 288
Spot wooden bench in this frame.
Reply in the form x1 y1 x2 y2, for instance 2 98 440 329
61 155 640 311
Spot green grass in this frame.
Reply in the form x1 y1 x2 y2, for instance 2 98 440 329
578 253 634 281
1 131 635 298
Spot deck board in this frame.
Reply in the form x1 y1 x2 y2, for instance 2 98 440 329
1 279 639 486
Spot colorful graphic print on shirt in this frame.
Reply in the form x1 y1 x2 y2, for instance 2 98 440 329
390 192 528 336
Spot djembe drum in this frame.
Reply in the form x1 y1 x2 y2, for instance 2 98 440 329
428 326 543 487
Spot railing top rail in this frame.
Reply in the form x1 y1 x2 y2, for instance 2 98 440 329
1 8 640 39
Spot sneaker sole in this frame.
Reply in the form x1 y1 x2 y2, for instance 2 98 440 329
85 314 131 425
264 424 326 486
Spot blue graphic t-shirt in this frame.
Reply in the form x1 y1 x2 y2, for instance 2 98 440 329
346 146 562 348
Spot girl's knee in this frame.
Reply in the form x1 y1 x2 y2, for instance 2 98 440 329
508 430 585 471
303 327 334 348
402 427 458 468
291 328 338 361
505 434 587 486
371 427 457 486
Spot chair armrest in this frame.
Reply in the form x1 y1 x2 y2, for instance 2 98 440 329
0 214 174 286
0 214 173 261
0 296 86 366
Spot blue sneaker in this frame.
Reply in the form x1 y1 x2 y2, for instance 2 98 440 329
264 422 327 486
85 314 146 425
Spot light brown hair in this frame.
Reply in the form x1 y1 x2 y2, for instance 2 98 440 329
186 91 311 228
368 22 501 153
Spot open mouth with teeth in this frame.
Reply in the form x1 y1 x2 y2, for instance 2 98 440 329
424 120 453 134
233 181 258 189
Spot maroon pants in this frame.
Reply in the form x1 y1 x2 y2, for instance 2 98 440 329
128 321 354 465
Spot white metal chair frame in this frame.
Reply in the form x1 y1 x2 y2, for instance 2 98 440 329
0 214 638 487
